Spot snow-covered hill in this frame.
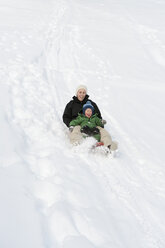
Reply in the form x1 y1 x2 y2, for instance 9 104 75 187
0 0 165 247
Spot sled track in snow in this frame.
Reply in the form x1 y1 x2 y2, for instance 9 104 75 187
7 2 71 246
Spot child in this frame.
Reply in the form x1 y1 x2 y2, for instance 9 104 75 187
69 101 104 141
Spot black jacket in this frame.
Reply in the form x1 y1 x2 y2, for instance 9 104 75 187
63 95 102 127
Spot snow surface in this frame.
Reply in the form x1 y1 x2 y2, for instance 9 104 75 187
0 0 165 247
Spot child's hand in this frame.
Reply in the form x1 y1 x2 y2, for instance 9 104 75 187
69 126 74 132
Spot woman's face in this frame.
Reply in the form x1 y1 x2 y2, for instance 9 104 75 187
77 89 86 101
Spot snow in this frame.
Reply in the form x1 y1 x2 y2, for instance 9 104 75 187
0 0 165 247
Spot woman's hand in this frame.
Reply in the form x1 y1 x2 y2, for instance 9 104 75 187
101 119 107 125
69 126 74 132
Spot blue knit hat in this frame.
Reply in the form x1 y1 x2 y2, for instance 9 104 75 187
83 101 94 114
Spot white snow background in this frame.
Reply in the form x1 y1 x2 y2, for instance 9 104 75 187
0 0 165 247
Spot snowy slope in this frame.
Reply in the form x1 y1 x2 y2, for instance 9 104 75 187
0 0 165 247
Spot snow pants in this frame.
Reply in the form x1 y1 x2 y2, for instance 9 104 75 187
69 125 118 151
97 126 118 151
69 126 82 145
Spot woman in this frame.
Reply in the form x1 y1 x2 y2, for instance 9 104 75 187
62 85 118 150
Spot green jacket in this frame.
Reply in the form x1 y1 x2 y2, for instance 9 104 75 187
70 114 103 141
70 113 103 129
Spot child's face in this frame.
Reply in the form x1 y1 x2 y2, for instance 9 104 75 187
85 108 92 118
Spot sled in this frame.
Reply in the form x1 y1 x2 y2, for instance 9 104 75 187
91 141 116 157
91 141 110 156
94 142 104 147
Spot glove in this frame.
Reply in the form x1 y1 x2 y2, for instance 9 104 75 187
101 119 107 125
69 126 74 132
81 126 91 135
